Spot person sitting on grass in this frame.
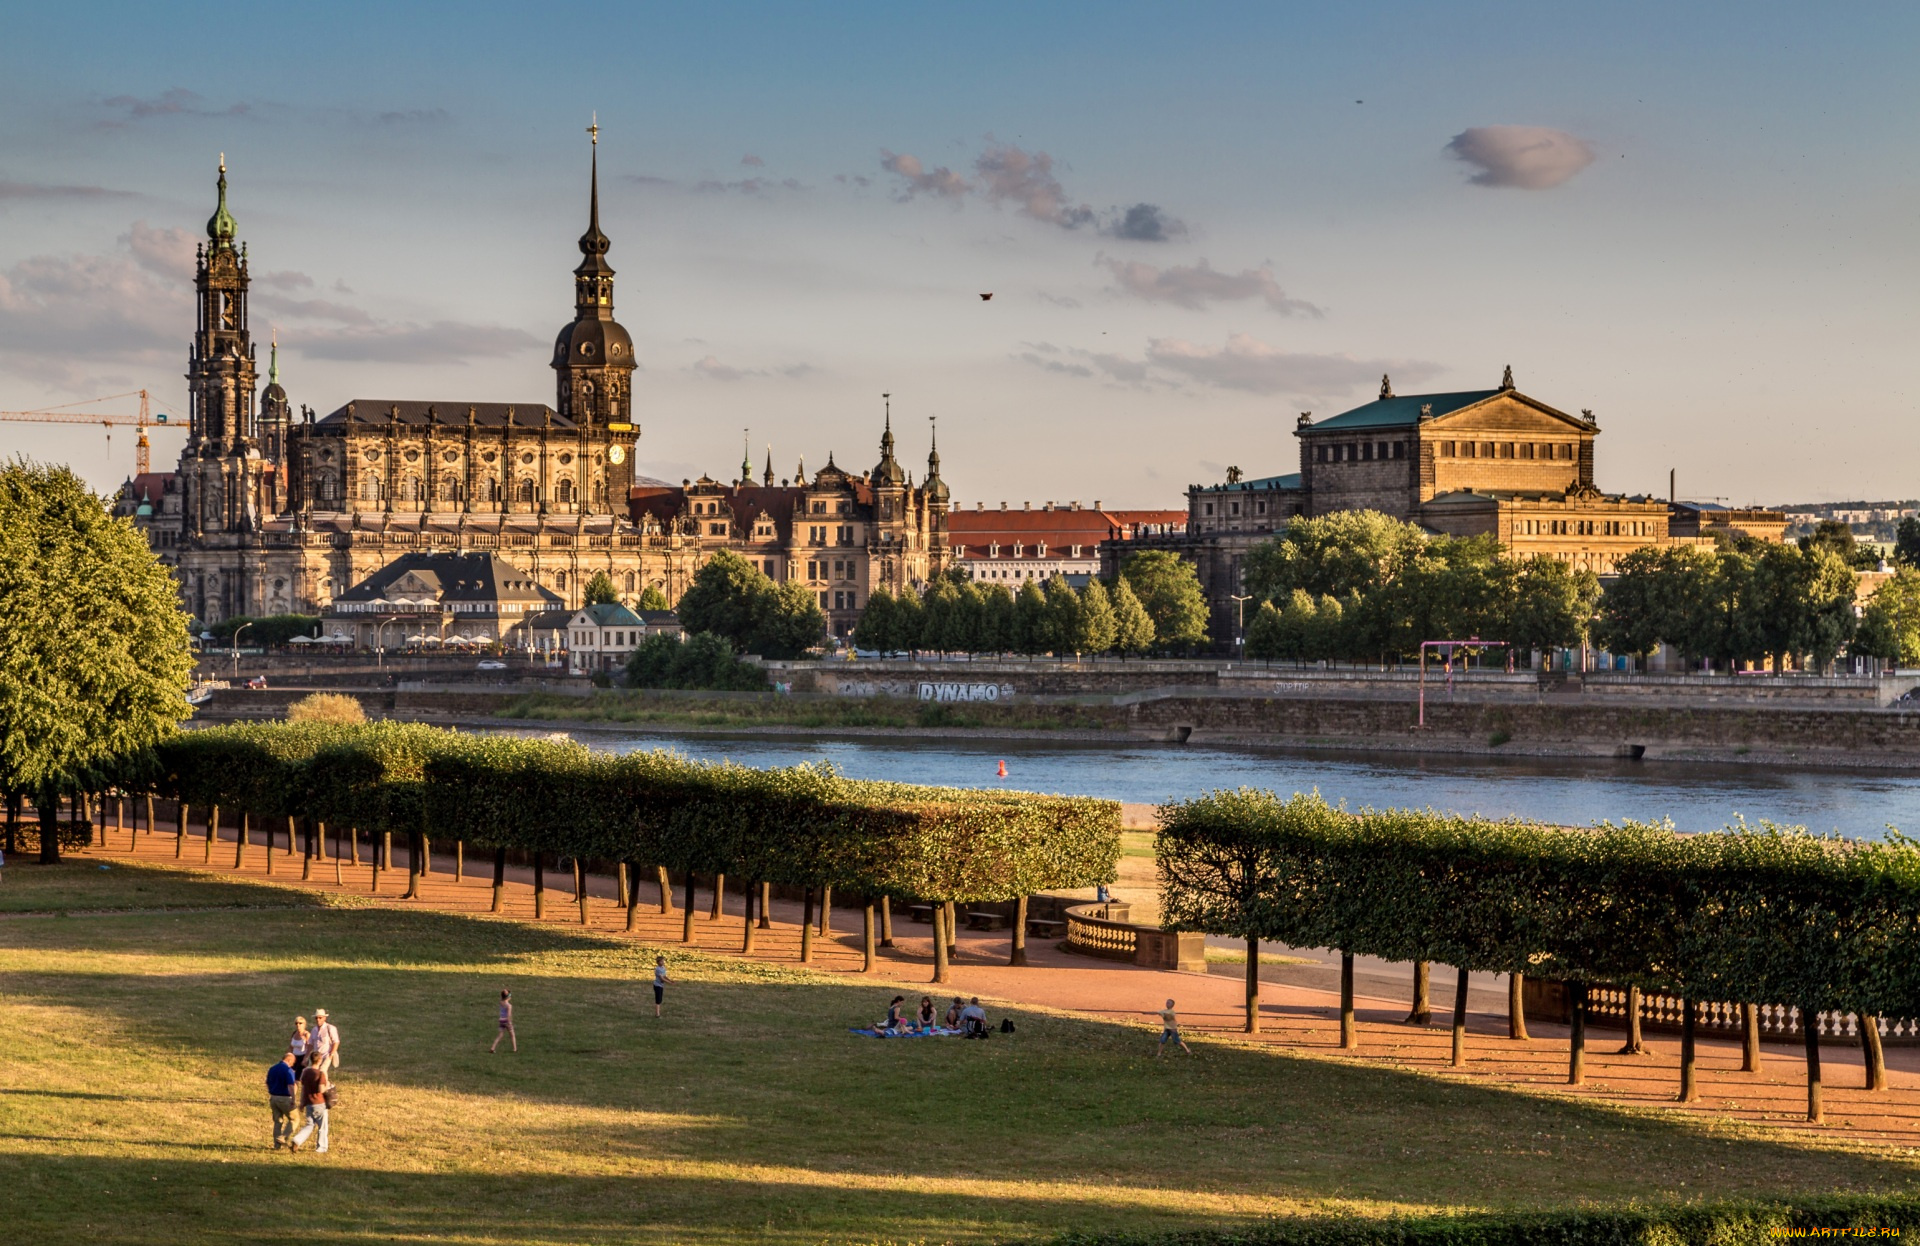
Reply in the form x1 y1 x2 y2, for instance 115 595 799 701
944 996 965 1029
960 998 988 1038
880 995 907 1031
916 996 937 1031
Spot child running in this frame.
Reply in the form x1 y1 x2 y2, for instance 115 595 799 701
1156 998 1193 1058
490 989 516 1053
652 955 671 1018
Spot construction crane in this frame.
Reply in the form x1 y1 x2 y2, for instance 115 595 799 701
0 389 182 476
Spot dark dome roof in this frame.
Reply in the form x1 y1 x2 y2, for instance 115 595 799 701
552 317 636 369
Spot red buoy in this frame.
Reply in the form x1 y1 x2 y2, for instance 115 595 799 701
996 759 1008 778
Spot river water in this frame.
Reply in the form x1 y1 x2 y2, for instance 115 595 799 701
556 730 1918 840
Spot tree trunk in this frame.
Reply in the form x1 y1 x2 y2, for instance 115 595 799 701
657 866 672 914
1508 972 1529 1041
758 881 772 930
349 824 360 866
1451 967 1469 1067
1619 985 1646 1054
625 861 642 932
492 847 507 914
944 900 958 957
175 802 186 859
205 804 219 864
682 874 696 943
402 833 423 899
1568 982 1587 1085
301 818 313 881
1805 1009 1824 1123
144 795 155 846
382 831 393 872
879 894 893 946
285 814 296 859
1679 997 1698 1101
819 884 831 935
800 887 815 962
1406 960 1431 1025
455 841 464 882
1246 937 1262 1034
532 854 544 919
742 881 757 953
1863 1013 1887 1091
263 812 274 874
576 859 590 925
5 792 19 856
862 904 876 972
1010 896 1029 966
615 862 626 909
711 873 725 920
234 811 249 869
36 795 61 864
1341 953 1356 1049
931 902 949 983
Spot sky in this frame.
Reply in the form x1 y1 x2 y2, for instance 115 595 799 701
0 2 1914 507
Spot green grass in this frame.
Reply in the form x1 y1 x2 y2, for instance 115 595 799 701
0 855 331 914
1 861 1915 1245
1120 832 1156 859
497 690 1125 733
1203 949 1320 967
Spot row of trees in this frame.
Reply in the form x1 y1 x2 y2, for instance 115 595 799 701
854 551 1210 657
1241 512 1598 663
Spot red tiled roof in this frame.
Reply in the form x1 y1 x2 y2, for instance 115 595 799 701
946 507 1186 560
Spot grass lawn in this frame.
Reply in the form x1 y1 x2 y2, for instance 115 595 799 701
1 861 1915 1245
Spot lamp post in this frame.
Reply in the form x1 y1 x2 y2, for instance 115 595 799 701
1229 593 1252 656
375 616 404 669
230 620 253 680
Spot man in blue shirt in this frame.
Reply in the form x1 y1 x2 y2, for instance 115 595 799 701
266 1053 298 1148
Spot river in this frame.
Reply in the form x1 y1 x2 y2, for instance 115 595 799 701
546 729 1917 839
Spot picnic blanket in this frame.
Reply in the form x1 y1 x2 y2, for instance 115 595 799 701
849 1026 964 1039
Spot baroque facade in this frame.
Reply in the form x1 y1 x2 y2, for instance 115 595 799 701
120 144 950 642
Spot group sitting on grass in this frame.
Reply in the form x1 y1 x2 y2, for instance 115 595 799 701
865 993 991 1038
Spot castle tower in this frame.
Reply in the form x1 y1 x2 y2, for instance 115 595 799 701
552 119 638 513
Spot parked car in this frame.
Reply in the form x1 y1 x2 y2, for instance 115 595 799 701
245 675 268 689
477 659 508 671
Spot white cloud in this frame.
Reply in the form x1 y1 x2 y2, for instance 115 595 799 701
972 143 1091 229
879 150 969 200
1446 126 1596 190
879 141 1183 238
1101 257 1319 315
1145 333 1439 395
0 223 194 385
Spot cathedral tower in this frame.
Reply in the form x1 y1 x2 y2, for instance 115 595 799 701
552 121 638 512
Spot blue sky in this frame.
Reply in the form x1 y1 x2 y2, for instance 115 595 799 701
1 2 1914 505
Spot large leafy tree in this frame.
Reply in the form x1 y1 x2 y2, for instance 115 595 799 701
852 586 897 652
1856 570 1920 666
0 462 194 862
1078 578 1118 655
1044 576 1083 654
636 583 671 611
675 551 823 659
977 583 1014 654
1897 518 1920 570
748 580 828 660
582 571 619 605
1242 510 1428 603
1010 580 1049 655
1501 557 1599 654
1120 550 1209 652
1110 577 1156 656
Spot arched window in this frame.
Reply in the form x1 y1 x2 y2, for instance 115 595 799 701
485 477 501 502
623 571 636 592
359 474 381 502
554 571 567 590
438 476 459 502
556 478 576 504
403 475 423 503
517 478 536 504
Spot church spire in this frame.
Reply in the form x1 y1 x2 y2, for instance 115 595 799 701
207 154 237 248
574 116 614 303
740 429 752 485
764 445 774 487
871 391 906 486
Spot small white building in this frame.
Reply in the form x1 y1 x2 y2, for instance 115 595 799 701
560 604 682 674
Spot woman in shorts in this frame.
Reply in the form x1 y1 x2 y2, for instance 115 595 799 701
489 990 516 1053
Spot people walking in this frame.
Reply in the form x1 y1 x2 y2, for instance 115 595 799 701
490 989 516 1053
267 1053 299 1148
288 1016 311 1069
289 1061 331 1154
1156 998 1192 1058
652 956 671 1018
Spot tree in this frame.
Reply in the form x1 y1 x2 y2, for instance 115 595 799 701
977 583 1014 654
1011 580 1049 655
1855 570 1920 666
582 571 618 605
892 586 925 652
852 586 897 652
0 462 195 862
286 693 367 726
920 578 962 654
637 584 671 611
1078 579 1118 655
1243 600 1290 662
1120 550 1209 652
1799 520 1879 570
209 613 320 647
1110 576 1155 656
1242 510 1428 603
1897 518 1920 570
747 580 827 660
627 632 769 691
1044 576 1083 654
674 550 770 649
1502 558 1599 655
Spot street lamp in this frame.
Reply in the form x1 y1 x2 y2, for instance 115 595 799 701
374 616 404 668
230 620 253 680
1229 593 1253 655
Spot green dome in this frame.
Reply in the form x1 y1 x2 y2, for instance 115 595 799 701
207 158 237 245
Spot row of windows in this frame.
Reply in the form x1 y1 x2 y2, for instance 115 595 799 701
348 476 600 505
574 629 641 647
805 524 858 545
1518 518 1655 537
1200 501 1267 518
1439 440 1574 461
1316 440 1406 464
824 589 859 611
806 558 858 582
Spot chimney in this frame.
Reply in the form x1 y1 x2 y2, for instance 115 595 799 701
1094 499 1101 510
1669 468 1675 504
1043 501 1053 512
1000 501 1007 510
1023 500 1031 510
1070 500 1080 510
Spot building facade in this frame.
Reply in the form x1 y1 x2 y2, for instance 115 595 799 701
946 501 1186 585
119 146 950 638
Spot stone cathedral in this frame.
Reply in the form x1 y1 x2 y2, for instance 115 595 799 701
120 143 952 642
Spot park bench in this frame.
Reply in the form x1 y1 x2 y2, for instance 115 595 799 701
963 910 1008 932
1025 917 1066 939
908 904 935 924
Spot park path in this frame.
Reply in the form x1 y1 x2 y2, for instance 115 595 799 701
67 809 1920 1148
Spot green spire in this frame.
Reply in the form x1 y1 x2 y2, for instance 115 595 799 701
207 154 237 246
740 430 752 485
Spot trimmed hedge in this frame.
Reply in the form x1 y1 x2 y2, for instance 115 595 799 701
1039 1193 1920 1245
1157 790 1920 1020
145 723 1120 902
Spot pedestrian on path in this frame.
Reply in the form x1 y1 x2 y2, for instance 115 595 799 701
490 990 516 1053
288 1016 311 1070
311 1008 340 1073
289 1062 331 1154
652 956 671 1018
1155 999 1192 1058
266 1053 298 1148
